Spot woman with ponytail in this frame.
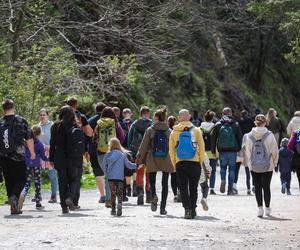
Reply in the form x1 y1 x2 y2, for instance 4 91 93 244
136 107 174 215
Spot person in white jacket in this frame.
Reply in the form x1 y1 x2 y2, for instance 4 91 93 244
244 114 279 218
286 111 300 137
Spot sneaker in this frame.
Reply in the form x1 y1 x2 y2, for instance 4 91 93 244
111 209 116 216
287 189 292 195
220 181 226 193
48 197 57 203
184 209 192 219
74 205 81 210
62 208 69 214
8 196 19 215
173 195 178 202
146 191 152 204
210 189 216 195
151 195 158 212
18 195 25 211
65 198 76 211
160 208 167 215
265 207 271 216
232 183 238 194
99 196 106 203
191 209 197 219
123 196 129 202
247 190 251 195
281 183 286 194
177 192 182 203
105 200 112 208
31 198 36 202
200 198 209 211
137 188 144 206
257 206 264 218
117 204 122 217
36 203 45 210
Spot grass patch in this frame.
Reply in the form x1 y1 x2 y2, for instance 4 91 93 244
0 182 6 205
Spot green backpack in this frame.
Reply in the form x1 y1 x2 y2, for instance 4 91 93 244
217 123 237 150
97 124 116 153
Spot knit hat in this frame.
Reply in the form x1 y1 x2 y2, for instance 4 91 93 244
280 138 289 147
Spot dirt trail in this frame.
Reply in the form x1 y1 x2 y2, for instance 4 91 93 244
0 170 300 250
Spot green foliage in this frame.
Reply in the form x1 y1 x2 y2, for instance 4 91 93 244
0 182 6 205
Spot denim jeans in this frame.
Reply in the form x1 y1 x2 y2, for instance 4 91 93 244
280 172 291 189
209 159 218 189
219 152 237 192
97 154 111 201
48 168 58 197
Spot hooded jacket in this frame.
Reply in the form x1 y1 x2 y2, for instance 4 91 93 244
278 146 293 173
287 116 300 137
244 127 279 172
211 116 243 153
39 120 53 145
101 149 137 180
200 121 216 159
169 121 205 167
136 121 174 173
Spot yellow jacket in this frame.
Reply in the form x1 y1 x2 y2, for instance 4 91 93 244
169 121 205 168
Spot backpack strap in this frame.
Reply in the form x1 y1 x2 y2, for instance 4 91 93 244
261 131 272 142
184 126 194 132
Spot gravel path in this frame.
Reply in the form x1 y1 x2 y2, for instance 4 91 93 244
0 169 300 250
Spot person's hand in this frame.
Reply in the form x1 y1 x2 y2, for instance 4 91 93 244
137 164 144 170
206 171 211 178
30 152 36 160
50 162 54 168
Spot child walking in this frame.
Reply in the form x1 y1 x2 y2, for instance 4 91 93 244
278 138 293 195
18 126 48 210
199 153 211 212
101 138 137 216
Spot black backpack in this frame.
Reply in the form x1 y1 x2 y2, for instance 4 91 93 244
67 126 85 158
0 116 17 154
130 119 152 154
200 128 212 151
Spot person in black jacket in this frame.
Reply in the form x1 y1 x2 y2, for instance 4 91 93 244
211 107 242 195
50 106 83 214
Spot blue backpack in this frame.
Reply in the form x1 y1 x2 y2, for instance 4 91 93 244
296 131 300 154
176 127 196 159
153 130 168 157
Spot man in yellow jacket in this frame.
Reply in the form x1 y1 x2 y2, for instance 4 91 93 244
169 109 205 219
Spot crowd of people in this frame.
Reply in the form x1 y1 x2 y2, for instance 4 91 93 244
0 98 299 219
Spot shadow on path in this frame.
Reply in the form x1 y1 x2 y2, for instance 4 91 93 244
261 215 291 221
59 213 95 218
154 214 220 222
4 215 43 219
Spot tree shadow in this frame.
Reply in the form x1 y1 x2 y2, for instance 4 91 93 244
261 215 292 221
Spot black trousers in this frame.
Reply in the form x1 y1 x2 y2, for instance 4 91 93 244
56 158 82 209
234 162 251 190
176 161 201 210
251 171 273 207
149 172 169 209
74 166 83 206
0 164 3 183
0 157 26 199
170 172 178 196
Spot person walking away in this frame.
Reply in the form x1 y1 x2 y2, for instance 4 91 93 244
127 106 152 205
244 115 278 217
266 108 282 146
200 110 217 195
278 138 293 195
94 107 125 207
0 99 35 215
211 107 242 195
136 107 174 215
287 130 300 191
120 108 135 196
18 126 48 210
199 153 211 211
38 108 57 203
167 115 181 202
113 107 122 123
50 106 85 214
88 102 106 203
101 138 137 216
234 110 255 195
169 109 205 219
287 111 300 137
67 97 93 209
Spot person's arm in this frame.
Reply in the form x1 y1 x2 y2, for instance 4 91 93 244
169 131 176 168
38 141 48 161
100 155 108 174
136 129 150 164
196 128 205 164
269 134 279 167
124 154 137 170
116 122 125 144
82 124 93 137
288 132 297 151
286 121 292 138
26 139 36 160
236 123 243 151
210 124 218 154
127 122 135 148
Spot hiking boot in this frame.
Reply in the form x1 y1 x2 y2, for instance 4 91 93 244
287 189 292 195
220 181 226 193
123 196 129 202
8 196 19 215
31 198 36 202
151 195 158 212
146 191 152 204
65 198 76 211
99 196 106 203
191 209 197 219
18 194 25 211
160 208 167 215
126 185 132 197
177 192 182 203
74 205 81 210
173 195 178 202
48 196 57 203
210 189 216 195
281 183 286 194
247 190 251 195
184 209 192 219
232 183 238 194
105 200 112 208
111 208 116 216
62 208 69 214
117 204 122 217
265 207 271 216
200 198 208 211
132 182 137 197
257 206 264 218
137 188 144 206
36 203 45 210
